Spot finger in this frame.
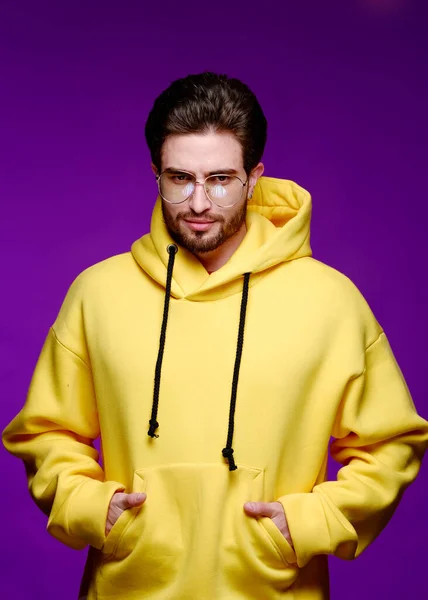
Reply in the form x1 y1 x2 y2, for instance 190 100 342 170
244 501 277 518
125 492 147 508
121 492 147 510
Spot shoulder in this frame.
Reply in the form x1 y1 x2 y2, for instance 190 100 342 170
66 252 138 297
287 256 367 299
284 257 383 346
53 252 138 322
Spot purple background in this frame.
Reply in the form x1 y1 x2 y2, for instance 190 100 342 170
1 1 427 597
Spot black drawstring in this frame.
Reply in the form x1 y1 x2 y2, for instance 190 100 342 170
222 272 251 471
148 243 178 438
148 246 251 472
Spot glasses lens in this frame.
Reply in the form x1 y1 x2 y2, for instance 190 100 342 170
158 172 245 206
205 175 244 207
159 172 196 203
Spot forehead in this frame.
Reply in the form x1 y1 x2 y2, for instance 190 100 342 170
161 131 244 174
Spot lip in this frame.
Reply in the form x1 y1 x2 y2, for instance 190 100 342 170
183 219 216 232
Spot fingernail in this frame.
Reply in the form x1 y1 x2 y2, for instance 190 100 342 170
245 502 255 510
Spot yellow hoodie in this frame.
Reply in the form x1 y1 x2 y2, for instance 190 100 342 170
3 177 428 600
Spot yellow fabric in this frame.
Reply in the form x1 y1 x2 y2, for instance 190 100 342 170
3 176 428 599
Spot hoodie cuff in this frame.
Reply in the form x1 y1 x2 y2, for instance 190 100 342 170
278 492 331 568
48 479 125 550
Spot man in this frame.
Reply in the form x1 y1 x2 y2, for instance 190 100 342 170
3 72 428 600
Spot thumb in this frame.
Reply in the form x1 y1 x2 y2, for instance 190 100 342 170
122 492 147 509
244 501 277 518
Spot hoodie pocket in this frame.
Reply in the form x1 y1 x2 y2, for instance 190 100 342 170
220 465 299 596
97 464 299 599
98 467 184 594
100 470 147 560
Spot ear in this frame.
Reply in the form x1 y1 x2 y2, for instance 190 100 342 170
248 163 264 197
151 162 159 177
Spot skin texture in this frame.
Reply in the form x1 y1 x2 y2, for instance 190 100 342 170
106 132 293 549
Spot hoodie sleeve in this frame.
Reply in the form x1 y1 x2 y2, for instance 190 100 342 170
279 331 428 568
2 276 125 551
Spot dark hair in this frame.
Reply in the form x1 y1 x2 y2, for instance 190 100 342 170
145 72 267 175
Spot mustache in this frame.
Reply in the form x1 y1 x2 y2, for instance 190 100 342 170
176 211 225 223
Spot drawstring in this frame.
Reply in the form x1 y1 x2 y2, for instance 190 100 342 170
148 244 251 472
148 243 178 438
222 272 251 471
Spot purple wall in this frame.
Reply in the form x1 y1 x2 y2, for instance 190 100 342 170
1 1 427 597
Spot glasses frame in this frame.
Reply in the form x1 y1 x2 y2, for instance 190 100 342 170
156 170 248 208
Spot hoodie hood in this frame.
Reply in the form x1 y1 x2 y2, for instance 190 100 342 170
131 176 312 300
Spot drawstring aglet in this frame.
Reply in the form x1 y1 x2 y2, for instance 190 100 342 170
222 447 237 471
148 419 160 438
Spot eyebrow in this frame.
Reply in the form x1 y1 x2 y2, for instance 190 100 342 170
164 167 240 176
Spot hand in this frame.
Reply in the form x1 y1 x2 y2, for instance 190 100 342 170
105 492 147 536
244 501 294 550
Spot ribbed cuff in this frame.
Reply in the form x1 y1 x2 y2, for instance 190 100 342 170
278 492 331 568
48 479 125 550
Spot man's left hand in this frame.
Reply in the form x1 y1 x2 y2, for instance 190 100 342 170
244 501 294 550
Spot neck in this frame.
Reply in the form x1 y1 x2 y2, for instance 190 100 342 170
196 222 247 273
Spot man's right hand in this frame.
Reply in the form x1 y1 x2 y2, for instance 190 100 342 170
105 492 147 536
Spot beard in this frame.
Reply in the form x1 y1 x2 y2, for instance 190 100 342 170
161 201 247 254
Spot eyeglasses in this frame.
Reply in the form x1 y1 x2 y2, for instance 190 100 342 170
156 170 248 208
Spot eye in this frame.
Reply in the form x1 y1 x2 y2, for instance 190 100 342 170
211 175 231 184
171 173 193 183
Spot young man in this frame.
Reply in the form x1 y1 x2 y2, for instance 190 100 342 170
3 72 428 600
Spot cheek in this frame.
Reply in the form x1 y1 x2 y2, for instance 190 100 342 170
227 200 246 220
162 203 179 223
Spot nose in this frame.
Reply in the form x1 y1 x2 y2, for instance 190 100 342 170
188 181 212 214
